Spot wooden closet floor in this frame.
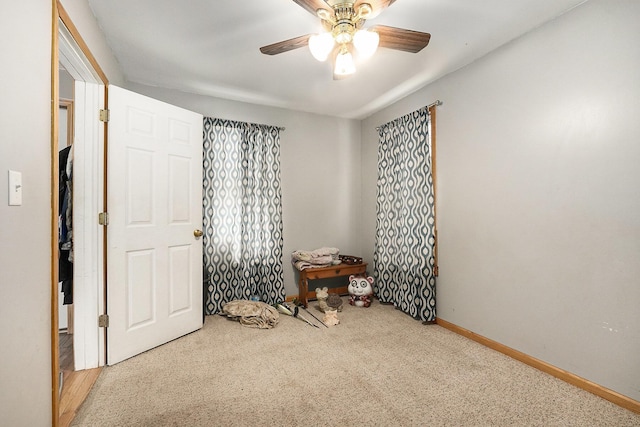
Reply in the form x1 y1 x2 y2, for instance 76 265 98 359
58 332 101 427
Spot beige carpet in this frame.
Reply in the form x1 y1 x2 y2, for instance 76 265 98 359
72 301 640 426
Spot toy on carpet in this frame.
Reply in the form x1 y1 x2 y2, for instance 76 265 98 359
348 274 374 307
327 293 343 312
322 309 340 326
275 303 318 328
315 287 344 312
293 298 328 328
315 287 330 312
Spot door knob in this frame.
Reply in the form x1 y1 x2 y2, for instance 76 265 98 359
194 229 203 237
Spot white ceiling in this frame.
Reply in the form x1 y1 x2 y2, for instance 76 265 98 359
87 0 586 119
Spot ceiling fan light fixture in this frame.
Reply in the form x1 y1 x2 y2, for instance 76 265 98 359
353 29 379 59
334 47 356 76
316 8 333 23
309 32 335 62
356 3 373 19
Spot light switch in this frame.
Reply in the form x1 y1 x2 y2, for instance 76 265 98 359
8 170 22 206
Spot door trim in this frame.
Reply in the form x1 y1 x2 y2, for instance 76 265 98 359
51 4 60 423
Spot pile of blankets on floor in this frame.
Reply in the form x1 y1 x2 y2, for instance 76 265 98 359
221 300 279 329
291 247 340 270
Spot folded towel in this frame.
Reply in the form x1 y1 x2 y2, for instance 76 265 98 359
292 247 340 270
293 259 332 270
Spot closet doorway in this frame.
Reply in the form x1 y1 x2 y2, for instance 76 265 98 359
58 89 74 389
54 4 108 426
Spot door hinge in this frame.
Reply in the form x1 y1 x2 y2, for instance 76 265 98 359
99 109 110 122
98 212 109 226
98 314 109 328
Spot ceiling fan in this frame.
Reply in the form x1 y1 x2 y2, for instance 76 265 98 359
259 0 431 79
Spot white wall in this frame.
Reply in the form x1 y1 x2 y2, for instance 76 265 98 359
59 0 126 87
127 83 363 297
362 0 640 401
0 1 123 424
0 3 53 424
60 68 74 99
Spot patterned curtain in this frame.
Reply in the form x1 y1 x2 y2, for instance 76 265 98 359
374 106 437 322
202 118 285 314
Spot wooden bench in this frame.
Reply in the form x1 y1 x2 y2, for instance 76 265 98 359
297 262 368 307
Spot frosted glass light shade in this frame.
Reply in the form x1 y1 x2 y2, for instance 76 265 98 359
334 50 356 75
309 32 335 62
353 29 379 59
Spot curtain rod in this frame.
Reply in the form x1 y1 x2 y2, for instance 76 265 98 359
205 116 285 131
375 100 443 131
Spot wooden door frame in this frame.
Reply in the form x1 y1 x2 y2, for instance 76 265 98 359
51 1 109 425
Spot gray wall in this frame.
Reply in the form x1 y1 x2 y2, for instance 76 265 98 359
362 0 640 401
126 83 363 297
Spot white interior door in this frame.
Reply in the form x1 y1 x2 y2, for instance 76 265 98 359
107 85 203 365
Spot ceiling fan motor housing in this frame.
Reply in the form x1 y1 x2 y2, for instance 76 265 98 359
329 3 368 45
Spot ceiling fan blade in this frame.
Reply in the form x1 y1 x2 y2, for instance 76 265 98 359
260 34 311 55
291 0 332 17
371 25 431 53
355 0 397 19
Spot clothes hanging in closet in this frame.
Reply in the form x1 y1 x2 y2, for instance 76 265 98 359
59 145 73 305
